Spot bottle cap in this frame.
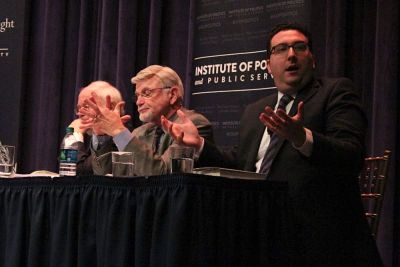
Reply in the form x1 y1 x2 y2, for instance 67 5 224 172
66 127 74 133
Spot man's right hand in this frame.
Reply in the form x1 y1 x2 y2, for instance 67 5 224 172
79 92 131 137
161 109 203 150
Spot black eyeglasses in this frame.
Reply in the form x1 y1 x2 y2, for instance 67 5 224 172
270 42 309 56
133 87 171 101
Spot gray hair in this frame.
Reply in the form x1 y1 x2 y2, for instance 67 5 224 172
131 65 184 99
81 81 124 114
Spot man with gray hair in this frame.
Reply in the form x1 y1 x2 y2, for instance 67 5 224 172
69 81 129 175
80 65 214 176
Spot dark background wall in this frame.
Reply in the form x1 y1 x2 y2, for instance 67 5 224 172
0 0 398 265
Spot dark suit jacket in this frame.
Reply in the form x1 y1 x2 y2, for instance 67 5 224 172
92 108 214 176
202 77 382 266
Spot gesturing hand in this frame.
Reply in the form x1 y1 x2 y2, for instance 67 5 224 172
259 101 306 147
161 109 203 150
79 92 131 136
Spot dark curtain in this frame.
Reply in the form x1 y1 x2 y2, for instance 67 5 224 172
20 0 193 173
18 0 400 265
310 1 399 266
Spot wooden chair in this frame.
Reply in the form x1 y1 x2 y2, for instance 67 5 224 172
358 150 391 238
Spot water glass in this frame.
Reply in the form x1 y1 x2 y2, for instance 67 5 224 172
170 146 195 174
0 145 15 177
112 151 135 177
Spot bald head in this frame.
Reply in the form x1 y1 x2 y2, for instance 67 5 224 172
77 81 124 116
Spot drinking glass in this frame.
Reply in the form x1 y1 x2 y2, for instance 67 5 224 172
170 146 195 174
0 145 15 177
112 151 135 177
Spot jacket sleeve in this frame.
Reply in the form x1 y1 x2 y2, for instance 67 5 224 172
309 78 367 177
122 110 216 176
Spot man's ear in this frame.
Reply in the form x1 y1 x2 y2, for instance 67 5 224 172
169 87 179 105
266 59 272 74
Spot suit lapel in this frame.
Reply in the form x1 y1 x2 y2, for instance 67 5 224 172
158 134 172 155
245 94 277 171
267 79 318 176
142 124 158 153
157 110 182 155
289 79 318 116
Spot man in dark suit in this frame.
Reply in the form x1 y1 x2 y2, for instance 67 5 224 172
68 81 128 175
162 24 382 266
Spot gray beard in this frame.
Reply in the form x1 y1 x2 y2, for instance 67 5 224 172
139 110 155 123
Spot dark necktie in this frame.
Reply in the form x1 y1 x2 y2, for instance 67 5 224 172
153 127 164 154
259 94 293 176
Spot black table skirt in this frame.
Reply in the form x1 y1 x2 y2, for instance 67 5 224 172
0 174 290 267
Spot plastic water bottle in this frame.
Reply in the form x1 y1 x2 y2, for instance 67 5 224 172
59 127 79 176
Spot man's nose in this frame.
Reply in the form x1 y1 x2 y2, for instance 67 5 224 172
287 47 297 61
287 46 296 56
136 96 144 106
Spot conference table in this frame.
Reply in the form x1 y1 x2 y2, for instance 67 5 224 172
0 174 291 266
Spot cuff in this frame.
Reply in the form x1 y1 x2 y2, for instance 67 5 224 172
292 128 313 157
113 129 133 151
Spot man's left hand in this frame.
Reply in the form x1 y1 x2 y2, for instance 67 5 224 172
259 101 306 147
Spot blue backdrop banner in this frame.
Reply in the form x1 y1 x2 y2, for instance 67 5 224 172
0 0 28 147
191 0 310 148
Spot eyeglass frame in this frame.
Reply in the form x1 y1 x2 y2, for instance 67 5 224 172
133 86 172 102
270 41 309 56
75 102 118 116
75 104 90 115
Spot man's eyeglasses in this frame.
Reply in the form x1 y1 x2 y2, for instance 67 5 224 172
133 87 171 101
75 104 89 115
270 42 309 56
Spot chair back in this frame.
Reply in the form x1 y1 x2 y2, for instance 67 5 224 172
359 150 391 238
